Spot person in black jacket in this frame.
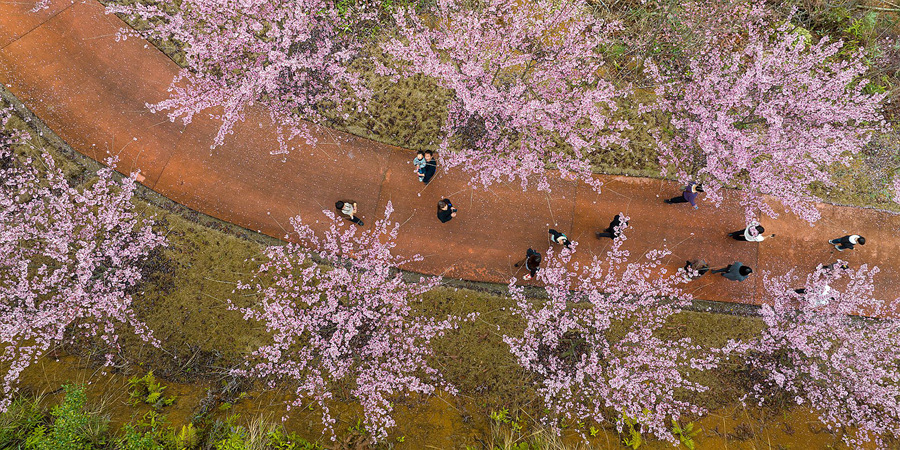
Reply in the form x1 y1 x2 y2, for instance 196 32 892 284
421 150 438 184
548 229 571 248
514 248 542 280
710 262 753 282
829 235 865 251
437 198 457 223
595 214 627 239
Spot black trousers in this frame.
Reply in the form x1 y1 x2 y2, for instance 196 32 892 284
728 230 749 241
666 195 688 203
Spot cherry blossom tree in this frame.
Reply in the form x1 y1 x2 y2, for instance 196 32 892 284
725 262 900 447
105 0 375 154
0 112 166 411
384 0 630 193
504 218 716 441
231 203 471 441
651 5 886 223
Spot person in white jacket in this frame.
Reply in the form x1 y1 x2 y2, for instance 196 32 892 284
727 223 774 242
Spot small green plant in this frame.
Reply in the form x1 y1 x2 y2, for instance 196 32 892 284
0 394 47 447
844 11 878 40
620 414 643 449
25 384 109 450
589 425 599 437
490 408 511 424
347 418 366 435
118 410 172 450
214 428 246 450
128 371 176 410
671 419 701 450
396 435 405 443
172 423 200 449
490 408 524 435
267 427 321 449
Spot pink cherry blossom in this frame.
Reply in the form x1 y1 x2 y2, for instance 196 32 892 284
504 218 716 441
651 3 885 223
0 107 166 411
231 203 473 441
383 0 628 193
724 262 900 447
105 0 374 154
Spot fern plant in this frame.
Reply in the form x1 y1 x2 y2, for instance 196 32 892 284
128 371 175 410
671 419 701 450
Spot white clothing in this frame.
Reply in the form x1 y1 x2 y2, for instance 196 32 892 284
744 223 765 242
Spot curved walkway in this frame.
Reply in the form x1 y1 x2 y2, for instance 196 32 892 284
2 0 900 308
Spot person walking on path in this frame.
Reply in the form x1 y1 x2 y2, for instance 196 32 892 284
421 150 438 184
664 182 703 209
728 223 775 242
710 262 753 282
794 285 834 307
548 229 571 248
514 248 542 280
437 198 458 223
596 214 627 239
413 151 427 182
335 200 363 226
684 258 710 279
821 261 849 274
829 235 865 251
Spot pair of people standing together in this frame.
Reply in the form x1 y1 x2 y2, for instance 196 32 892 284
335 151 455 226
412 150 437 184
416 151 459 224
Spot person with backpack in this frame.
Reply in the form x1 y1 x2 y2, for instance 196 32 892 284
829 235 865 251
514 248 542 280
548 229 571 248
422 150 438 184
664 182 704 209
710 262 753 282
335 200 363 226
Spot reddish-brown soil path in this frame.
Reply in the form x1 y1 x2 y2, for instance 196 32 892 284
2 0 899 308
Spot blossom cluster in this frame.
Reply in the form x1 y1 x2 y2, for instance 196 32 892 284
372 0 627 193
0 113 166 411
651 4 885 223
726 263 900 447
504 218 716 441
231 203 471 440
893 173 900 205
105 0 374 154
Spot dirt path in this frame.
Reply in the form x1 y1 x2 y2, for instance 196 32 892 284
2 0 899 309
